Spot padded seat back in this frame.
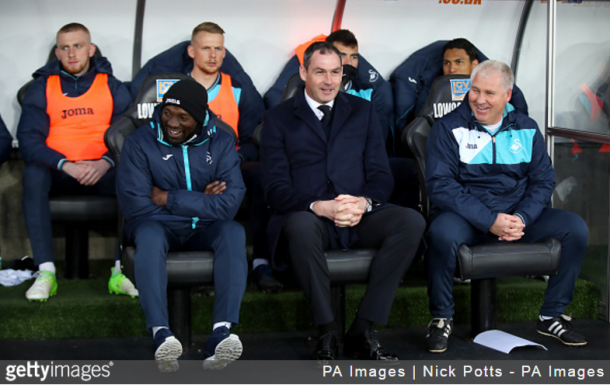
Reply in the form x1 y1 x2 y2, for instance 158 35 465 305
405 74 470 215
402 74 470 143
105 73 237 163
282 73 305 102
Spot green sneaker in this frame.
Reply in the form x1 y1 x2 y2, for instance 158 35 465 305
26 270 57 302
108 269 139 298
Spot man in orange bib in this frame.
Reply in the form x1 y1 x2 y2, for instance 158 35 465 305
187 22 282 293
17 23 134 302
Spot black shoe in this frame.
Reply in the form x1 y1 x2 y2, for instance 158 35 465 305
343 329 399 361
426 318 452 353
537 315 587 346
251 265 283 293
312 331 338 363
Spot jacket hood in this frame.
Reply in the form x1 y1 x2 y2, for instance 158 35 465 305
31 56 114 80
147 102 216 147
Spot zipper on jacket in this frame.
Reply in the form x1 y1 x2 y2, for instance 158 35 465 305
480 122 515 165
182 145 200 229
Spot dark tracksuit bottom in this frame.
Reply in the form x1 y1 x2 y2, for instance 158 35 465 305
22 162 117 266
283 207 425 326
425 208 588 318
131 220 247 331
240 161 271 262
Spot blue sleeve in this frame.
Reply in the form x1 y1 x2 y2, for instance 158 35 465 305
234 77 265 162
370 83 394 149
165 136 246 220
109 76 133 124
390 60 423 138
425 120 496 232
513 125 555 225
390 41 447 136
510 84 529 116
263 55 301 109
116 135 172 224
360 103 394 202
16 78 66 167
0 114 13 165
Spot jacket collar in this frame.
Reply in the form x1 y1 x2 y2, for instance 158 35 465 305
150 103 214 147
292 88 352 143
457 92 517 132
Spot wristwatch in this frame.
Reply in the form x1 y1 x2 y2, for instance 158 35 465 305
363 197 377 213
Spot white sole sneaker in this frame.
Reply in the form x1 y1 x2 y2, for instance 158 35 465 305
203 334 243 370
155 336 182 373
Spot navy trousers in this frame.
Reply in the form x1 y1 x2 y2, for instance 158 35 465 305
132 220 247 331
425 208 588 318
21 162 117 266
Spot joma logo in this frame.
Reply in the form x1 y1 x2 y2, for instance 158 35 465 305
61 108 94 119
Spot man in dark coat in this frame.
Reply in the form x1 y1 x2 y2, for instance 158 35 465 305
260 42 425 363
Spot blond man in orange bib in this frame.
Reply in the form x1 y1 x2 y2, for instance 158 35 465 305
17 23 133 301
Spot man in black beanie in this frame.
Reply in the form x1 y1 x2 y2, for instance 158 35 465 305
116 79 247 370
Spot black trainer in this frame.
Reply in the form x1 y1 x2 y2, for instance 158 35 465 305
426 318 453 353
251 264 284 293
536 314 587 346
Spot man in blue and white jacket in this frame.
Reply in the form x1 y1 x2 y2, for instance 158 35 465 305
424 60 588 353
117 79 247 369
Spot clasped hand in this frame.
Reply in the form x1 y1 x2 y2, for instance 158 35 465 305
312 194 367 227
62 159 110 186
489 213 525 241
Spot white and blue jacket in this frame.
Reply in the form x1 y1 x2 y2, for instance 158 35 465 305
425 97 555 233
117 105 246 238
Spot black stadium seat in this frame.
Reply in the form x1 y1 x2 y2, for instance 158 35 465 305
403 74 471 215
405 75 561 336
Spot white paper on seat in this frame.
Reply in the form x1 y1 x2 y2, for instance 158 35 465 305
473 329 547 354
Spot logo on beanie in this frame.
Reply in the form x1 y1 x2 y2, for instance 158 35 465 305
156 79 180 102
165 98 181 105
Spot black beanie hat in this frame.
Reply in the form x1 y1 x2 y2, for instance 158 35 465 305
162 79 208 124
